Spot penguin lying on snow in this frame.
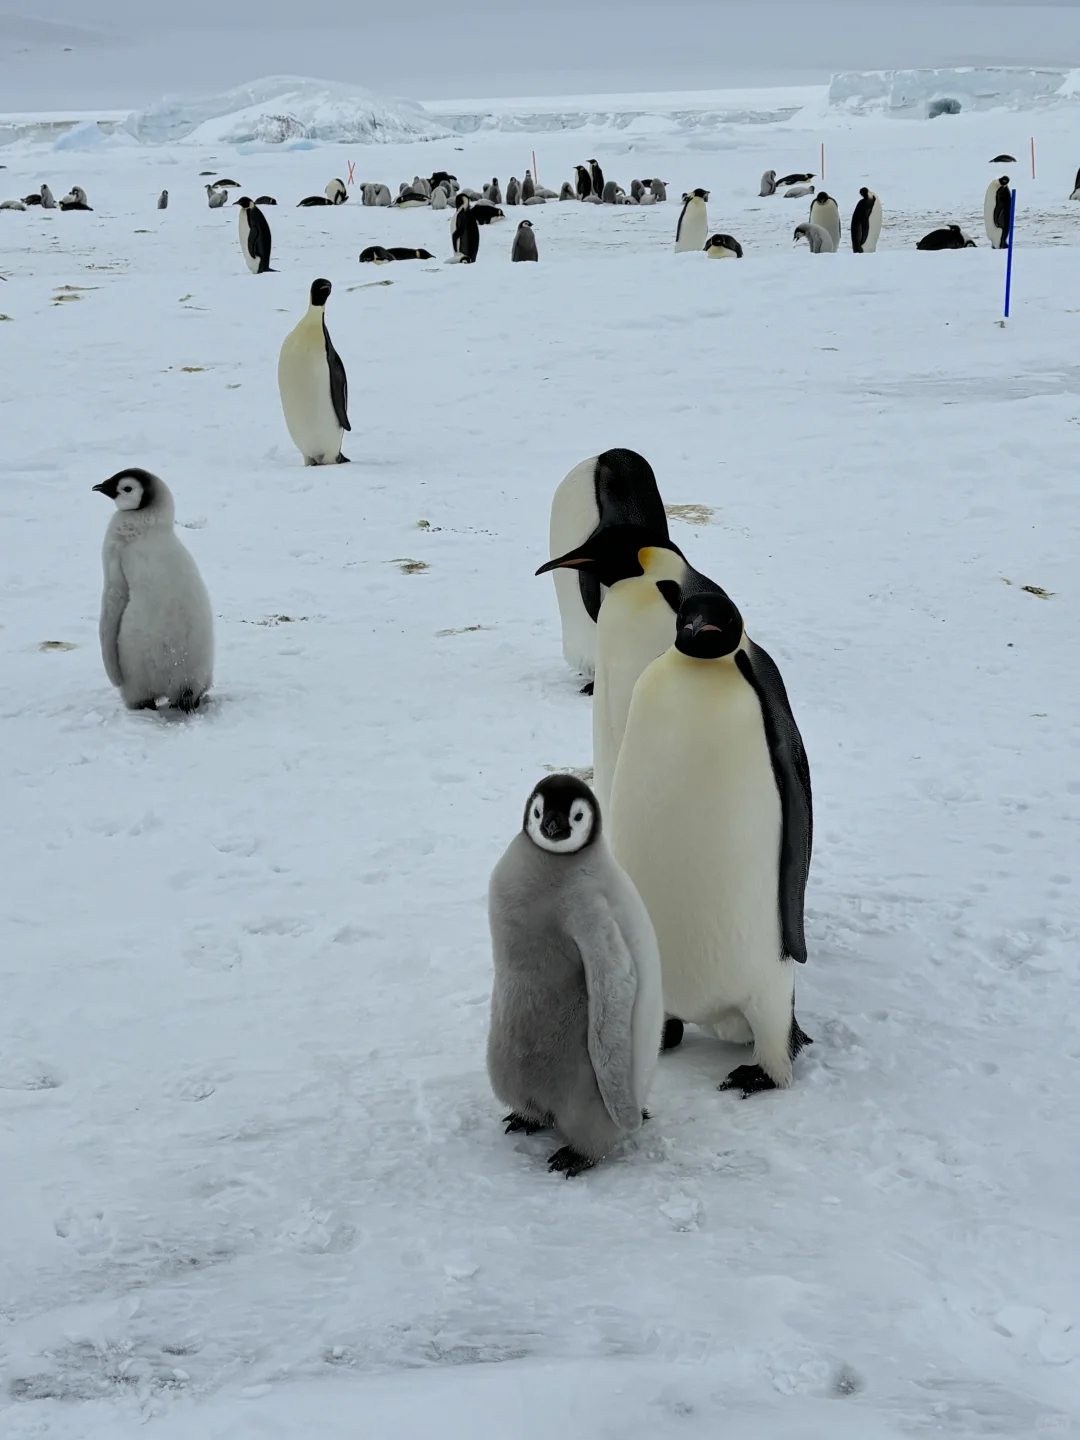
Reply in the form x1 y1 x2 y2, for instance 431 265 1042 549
59 186 92 211
776 171 815 186
793 221 835 254
487 775 663 1178
609 588 813 1095
472 201 505 224
0 199 27 210
393 189 429 208
917 224 976 250
255 194 277 205
236 196 273 273
278 278 350 465
206 184 228 209
511 219 538 261
94 468 214 712
705 233 743 258
784 184 815 199
990 154 1016 164
358 246 435 263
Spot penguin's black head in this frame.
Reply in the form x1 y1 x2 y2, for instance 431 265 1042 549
815 190 829 204
523 774 600 854
518 219 533 229
859 186 870 199
236 196 254 209
93 467 158 511
536 524 683 590
310 277 332 307
691 187 709 200
674 590 744 660
998 175 1010 187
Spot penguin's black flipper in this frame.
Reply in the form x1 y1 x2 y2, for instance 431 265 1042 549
323 321 351 432
547 1146 594 1177
579 681 594 696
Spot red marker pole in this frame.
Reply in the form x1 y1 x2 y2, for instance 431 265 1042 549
821 141 825 182
1030 137 1035 179
532 149 538 183
347 160 355 186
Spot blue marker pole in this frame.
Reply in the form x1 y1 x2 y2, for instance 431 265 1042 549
1003 188 1017 319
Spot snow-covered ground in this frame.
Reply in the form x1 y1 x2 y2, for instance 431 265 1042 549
2 85 1080 1439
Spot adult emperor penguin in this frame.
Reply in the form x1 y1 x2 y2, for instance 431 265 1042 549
1070 166 1080 201
917 224 976 250
574 165 592 199
487 774 663 1177
588 158 605 195
538 525 719 814
325 177 347 205
451 193 480 262
511 219 538 261
608 589 813 1095
94 468 214 712
793 221 835 254
544 448 668 684
157 189 168 210
777 172 815 187
808 191 841 250
759 169 777 196
236 196 272 273
675 188 709 253
277 278 351 465
705 233 743 258
850 187 882 252
985 175 1012 248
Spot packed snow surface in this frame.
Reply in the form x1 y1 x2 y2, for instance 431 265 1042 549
1 84 1079 1440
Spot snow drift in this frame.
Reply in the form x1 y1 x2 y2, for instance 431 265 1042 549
829 67 1080 117
122 76 449 146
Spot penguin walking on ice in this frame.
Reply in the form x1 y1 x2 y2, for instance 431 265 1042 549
450 193 480 262
608 588 813 1095
916 224 976 250
157 190 168 210
544 449 669 686
537 525 720 815
511 219 538 261
985 175 1012 248
850 187 882 252
705 233 743 258
793 221 836 254
759 170 777 197
94 468 214 713
675 188 709 253
808 191 841 250
277 278 351 466
206 184 228 209
487 775 664 1178
236 196 273 273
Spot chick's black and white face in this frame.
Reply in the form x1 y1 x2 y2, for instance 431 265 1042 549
523 780 598 855
111 476 145 510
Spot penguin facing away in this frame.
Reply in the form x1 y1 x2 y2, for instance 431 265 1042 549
589 158 605 195
808 191 841 250
538 524 719 815
793 221 835 254
608 588 813 1095
94 468 214 712
157 190 168 210
236 196 272 272
522 169 536 202
450 193 480 262
545 449 669 684
511 219 538 262
985 175 1012 248
916 224 976 250
206 184 228 208
675 188 709 253
850 187 882 253
646 178 667 202
705 233 743 258
573 165 592 199
487 774 664 1178
277 278 350 465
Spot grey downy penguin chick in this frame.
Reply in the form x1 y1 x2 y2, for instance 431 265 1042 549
94 468 214 712
759 169 777 196
40 182 57 209
506 176 521 205
646 177 667 201
487 775 664 1177
157 189 169 209
277 277 350 465
559 181 574 200
793 221 835 253
511 218 538 261
206 183 228 208
522 169 536 202
486 177 503 205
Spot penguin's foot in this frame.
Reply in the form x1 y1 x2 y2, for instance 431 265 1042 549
503 1111 549 1135
172 689 201 713
791 1018 814 1058
662 1017 685 1052
579 681 594 696
547 1146 594 1178
719 1064 780 1097
127 697 159 711
335 453 351 464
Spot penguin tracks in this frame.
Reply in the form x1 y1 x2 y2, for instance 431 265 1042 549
390 558 429 574
1000 577 1055 598
665 503 717 526
38 639 77 651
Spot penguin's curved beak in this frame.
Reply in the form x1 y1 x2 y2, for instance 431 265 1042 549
535 550 591 576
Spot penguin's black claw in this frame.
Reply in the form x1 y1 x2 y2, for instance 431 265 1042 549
661 1017 685 1052
719 1064 778 1097
641 1108 651 1123
579 681 594 696
173 689 200 713
503 1111 549 1135
129 698 159 711
335 453 351 464
547 1146 594 1177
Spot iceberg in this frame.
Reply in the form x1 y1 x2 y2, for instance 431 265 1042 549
828 67 1080 117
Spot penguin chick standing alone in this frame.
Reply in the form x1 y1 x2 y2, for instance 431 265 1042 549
511 219 538 261
206 184 228 209
94 468 214 712
793 221 836 254
985 175 1012 248
236 196 272 272
487 775 664 1178
609 589 813 1095
850 187 882 252
759 169 777 196
277 278 351 465
808 191 841 250
157 189 168 210
675 188 709 252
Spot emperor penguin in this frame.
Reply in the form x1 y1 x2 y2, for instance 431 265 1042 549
277 278 351 465
486 177 503 205
705 233 743 258
374 184 392 206
793 221 835 254
205 184 228 208
608 589 813 1095
537 525 719 814
589 159 605 195
777 171 815 187
916 224 976 250
808 191 841 250
511 219 538 262
94 468 214 712
522 169 536 202
325 177 347 205
647 178 667 201
487 774 664 1178
544 448 668 684
157 189 168 210
759 169 777 197
850 187 882 252
430 184 449 210
58 186 92 211
559 181 574 201
630 179 644 202
985 175 1012 248
236 196 272 272
1069 166 1080 201
450 193 480 262
40 182 57 209
675 189 709 253
506 176 521 205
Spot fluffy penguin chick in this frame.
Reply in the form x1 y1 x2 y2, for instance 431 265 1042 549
609 590 813 1096
511 219 538 261
277 277 351 465
487 775 664 1177
94 468 214 712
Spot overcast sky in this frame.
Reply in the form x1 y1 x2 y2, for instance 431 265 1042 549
2 2 1080 110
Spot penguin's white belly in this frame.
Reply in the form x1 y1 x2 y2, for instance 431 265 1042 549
610 653 784 1027
675 201 708 253
548 460 601 675
865 201 882 252
278 336 343 464
592 585 677 812
239 215 259 273
118 535 214 700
